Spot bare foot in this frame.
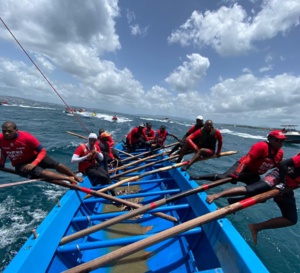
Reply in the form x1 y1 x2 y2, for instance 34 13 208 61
69 176 78 185
248 223 258 245
75 176 84 183
206 194 218 204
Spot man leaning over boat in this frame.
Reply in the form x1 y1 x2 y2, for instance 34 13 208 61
190 130 285 193
0 121 83 184
206 153 300 246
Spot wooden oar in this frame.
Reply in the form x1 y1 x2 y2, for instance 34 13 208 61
84 161 188 199
110 154 178 179
0 178 42 189
66 131 88 140
59 177 232 245
120 142 179 163
108 152 168 174
0 167 177 223
84 150 237 199
114 148 134 158
64 188 281 273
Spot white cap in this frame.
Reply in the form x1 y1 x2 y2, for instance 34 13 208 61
88 133 98 139
196 115 204 120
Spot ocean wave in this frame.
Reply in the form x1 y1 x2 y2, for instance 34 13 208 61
220 128 266 140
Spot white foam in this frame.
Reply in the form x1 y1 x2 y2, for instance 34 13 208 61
220 128 266 140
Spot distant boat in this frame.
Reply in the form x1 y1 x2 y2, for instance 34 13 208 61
112 115 118 121
77 108 86 113
92 112 97 117
0 101 8 106
64 107 76 114
281 125 300 143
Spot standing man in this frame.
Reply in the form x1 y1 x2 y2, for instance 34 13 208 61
0 121 82 184
177 120 223 171
190 130 285 186
71 133 114 195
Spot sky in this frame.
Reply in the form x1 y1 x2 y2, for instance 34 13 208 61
0 0 300 127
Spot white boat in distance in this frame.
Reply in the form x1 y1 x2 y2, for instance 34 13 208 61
281 125 300 144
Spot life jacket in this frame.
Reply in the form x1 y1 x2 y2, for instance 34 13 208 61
99 140 114 159
156 130 168 146
78 144 98 173
195 128 217 150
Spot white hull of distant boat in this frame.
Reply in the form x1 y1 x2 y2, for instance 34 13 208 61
281 125 300 144
284 131 300 143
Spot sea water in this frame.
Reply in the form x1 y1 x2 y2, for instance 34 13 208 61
0 99 299 273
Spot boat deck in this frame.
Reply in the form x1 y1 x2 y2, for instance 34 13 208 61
4 146 269 273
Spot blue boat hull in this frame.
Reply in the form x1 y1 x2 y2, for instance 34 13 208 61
4 144 269 273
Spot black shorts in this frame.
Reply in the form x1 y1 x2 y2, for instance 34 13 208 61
15 155 59 178
245 180 271 196
224 161 260 185
85 164 110 186
274 191 297 224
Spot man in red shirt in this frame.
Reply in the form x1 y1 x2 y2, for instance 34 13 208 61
177 120 223 171
71 133 114 194
151 125 180 150
0 121 82 184
206 152 299 245
190 130 285 185
125 123 149 152
143 123 155 142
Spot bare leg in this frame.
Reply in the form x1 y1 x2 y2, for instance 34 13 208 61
177 143 193 163
206 186 247 204
248 217 294 245
39 169 78 184
55 163 83 182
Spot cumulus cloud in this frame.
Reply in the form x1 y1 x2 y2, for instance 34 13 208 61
165 54 210 91
167 0 300 56
126 9 148 37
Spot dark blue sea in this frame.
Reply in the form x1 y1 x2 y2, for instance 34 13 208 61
0 99 299 273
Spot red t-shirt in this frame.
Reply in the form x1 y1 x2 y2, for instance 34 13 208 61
143 128 155 140
286 153 300 188
126 127 148 144
236 142 283 175
0 131 41 166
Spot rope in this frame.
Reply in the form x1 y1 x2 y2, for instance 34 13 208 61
0 17 89 133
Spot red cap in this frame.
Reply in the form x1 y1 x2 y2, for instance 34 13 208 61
268 130 287 139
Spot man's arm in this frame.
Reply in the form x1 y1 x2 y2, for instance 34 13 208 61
216 131 223 155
